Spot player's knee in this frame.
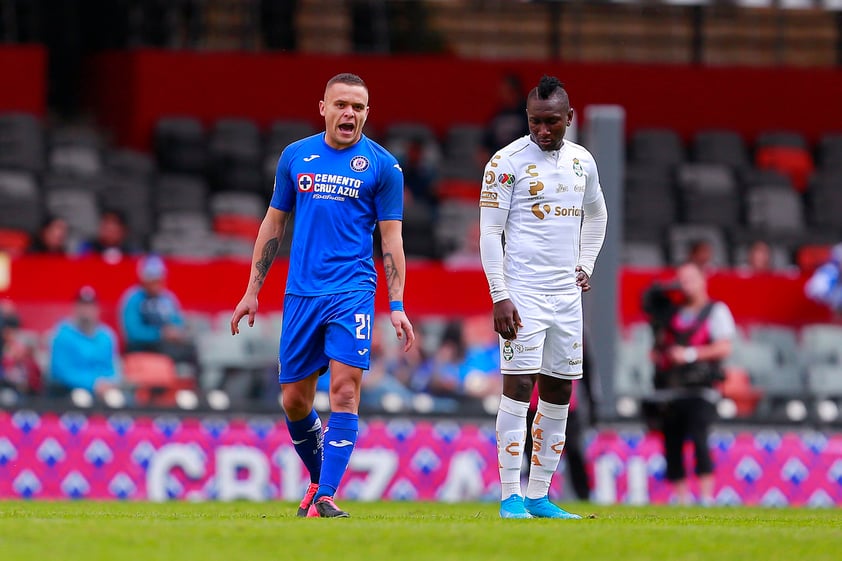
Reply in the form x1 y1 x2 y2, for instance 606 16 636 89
329 380 359 412
281 390 312 420
503 375 535 402
537 376 572 404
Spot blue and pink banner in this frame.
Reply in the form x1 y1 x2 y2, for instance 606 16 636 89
1 410 841 506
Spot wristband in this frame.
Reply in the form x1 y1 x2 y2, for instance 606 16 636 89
684 347 698 364
389 301 404 313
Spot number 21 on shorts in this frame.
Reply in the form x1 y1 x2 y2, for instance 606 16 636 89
354 313 371 340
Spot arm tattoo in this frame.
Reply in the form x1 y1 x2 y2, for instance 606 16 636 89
383 252 401 301
253 237 280 286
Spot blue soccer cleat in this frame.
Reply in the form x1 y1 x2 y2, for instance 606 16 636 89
524 496 582 519
500 494 533 519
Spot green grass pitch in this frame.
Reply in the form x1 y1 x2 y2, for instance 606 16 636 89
1 501 840 561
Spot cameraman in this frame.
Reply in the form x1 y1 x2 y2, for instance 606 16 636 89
648 262 735 506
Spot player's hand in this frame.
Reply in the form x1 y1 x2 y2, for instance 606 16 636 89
493 299 522 340
230 294 258 335
390 310 415 352
575 266 592 292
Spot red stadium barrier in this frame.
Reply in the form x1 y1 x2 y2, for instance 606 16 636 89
87 50 842 150
0 256 832 333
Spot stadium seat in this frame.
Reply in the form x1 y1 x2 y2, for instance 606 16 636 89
100 173 154 242
436 178 477 201
693 129 750 170
209 118 263 192
48 126 105 177
731 340 805 408
806 364 842 400
675 163 740 226
155 117 207 174
45 188 100 241
817 133 842 170
806 172 842 230
156 174 209 214
749 325 803 372
105 149 156 179
0 170 41 233
755 130 808 150
614 338 654 399
384 122 437 144
0 112 45 172
801 324 842 366
623 164 676 242
721 366 763 417
745 185 804 233
210 191 265 218
739 167 792 189
629 129 684 166
755 146 814 193
622 242 665 267
122 351 190 406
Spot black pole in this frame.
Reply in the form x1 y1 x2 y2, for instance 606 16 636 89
549 0 562 61
690 5 704 66
837 11 842 67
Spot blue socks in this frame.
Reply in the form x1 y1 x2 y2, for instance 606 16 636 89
285 409 323 484
316 412 358 500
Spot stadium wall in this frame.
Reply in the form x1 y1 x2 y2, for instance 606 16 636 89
1 257 832 333
87 50 842 150
0 46 47 115
2 410 840 506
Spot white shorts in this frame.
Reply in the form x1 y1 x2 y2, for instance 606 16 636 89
499 291 584 380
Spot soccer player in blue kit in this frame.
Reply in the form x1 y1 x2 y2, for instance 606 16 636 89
231 73 415 518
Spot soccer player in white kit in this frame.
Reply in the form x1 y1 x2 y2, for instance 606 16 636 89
479 76 608 519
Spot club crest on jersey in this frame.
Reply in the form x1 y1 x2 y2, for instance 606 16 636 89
350 156 370 172
572 158 584 177
297 173 315 192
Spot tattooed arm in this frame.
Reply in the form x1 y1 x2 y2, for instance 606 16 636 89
231 207 288 335
379 220 415 351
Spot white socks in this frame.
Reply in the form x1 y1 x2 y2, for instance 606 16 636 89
496 395 529 500
525 399 569 500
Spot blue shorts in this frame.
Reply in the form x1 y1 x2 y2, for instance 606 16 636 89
278 291 375 384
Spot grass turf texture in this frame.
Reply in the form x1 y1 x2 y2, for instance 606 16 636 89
1 501 840 561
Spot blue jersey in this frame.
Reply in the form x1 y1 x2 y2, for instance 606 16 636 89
270 133 404 296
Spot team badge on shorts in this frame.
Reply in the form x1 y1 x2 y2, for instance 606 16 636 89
572 158 584 177
350 156 370 172
502 341 514 361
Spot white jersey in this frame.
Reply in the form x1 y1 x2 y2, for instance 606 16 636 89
480 135 603 295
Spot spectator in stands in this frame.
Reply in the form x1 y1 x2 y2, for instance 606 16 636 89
649 262 735 506
0 300 42 396
119 255 198 370
805 243 842 316
480 73 529 161
29 215 71 255
79 209 138 262
745 240 773 274
687 239 714 272
49 286 119 396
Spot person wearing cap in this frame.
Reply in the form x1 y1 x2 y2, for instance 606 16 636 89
119 255 196 367
49 286 119 396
